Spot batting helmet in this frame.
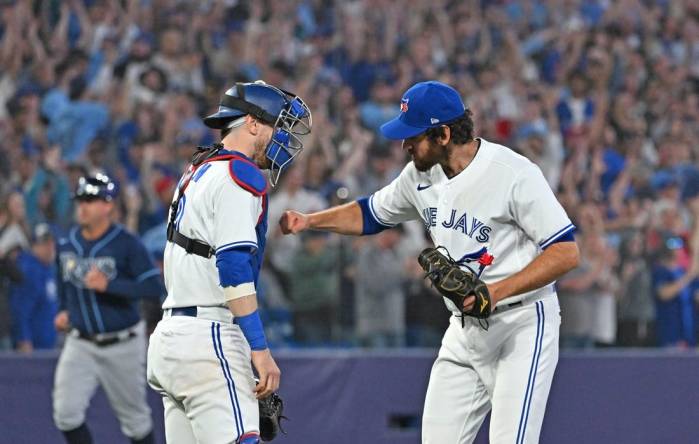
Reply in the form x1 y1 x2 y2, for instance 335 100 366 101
73 173 118 202
203 81 312 186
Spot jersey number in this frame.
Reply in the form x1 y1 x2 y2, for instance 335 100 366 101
174 195 186 230
173 164 211 230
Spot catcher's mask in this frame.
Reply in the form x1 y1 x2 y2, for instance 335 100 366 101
203 80 312 186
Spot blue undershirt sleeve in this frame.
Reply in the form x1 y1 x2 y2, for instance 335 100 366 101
216 248 255 287
356 197 393 235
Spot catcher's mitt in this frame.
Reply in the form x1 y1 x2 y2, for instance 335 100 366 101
418 247 492 325
259 392 287 442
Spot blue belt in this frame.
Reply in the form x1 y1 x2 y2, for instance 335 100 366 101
169 306 239 324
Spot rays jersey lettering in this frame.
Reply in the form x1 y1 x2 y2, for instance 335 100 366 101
59 252 117 287
368 138 575 308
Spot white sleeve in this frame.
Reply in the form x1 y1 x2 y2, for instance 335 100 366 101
369 164 421 226
510 163 574 249
212 181 261 254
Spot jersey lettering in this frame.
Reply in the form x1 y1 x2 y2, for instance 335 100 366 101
192 163 212 182
174 195 187 230
60 252 117 287
435 207 492 243
422 207 438 228
476 226 491 243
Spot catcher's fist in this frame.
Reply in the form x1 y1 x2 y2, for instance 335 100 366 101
279 210 309 235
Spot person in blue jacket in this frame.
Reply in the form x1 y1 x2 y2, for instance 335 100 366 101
9 223 58 353
651 236 698 347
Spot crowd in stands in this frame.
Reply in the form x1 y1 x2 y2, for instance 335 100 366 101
1 0 698 351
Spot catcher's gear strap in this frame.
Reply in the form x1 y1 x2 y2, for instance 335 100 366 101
167 145 266 259
221 93 277 125
167 226 215 258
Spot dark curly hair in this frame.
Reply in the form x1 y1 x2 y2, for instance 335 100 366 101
425 109 475 145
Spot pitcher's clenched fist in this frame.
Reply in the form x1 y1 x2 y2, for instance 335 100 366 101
279 210 310 234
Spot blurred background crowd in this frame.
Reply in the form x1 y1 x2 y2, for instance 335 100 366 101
1 0 698 352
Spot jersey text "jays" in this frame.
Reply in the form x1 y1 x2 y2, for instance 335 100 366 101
421 207 492 243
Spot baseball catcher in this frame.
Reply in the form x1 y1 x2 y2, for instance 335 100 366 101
418 247 492 327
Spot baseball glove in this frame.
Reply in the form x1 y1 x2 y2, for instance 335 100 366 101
418 247 492 325
259 392 287 442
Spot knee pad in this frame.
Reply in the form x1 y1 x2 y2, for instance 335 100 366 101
238 432 260 444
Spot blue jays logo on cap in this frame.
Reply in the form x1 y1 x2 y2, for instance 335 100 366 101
380 81 466 140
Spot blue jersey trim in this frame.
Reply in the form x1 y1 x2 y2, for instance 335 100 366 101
136 268 161 282
69 228 93 335
89 226 123 256
540 224 575 249
521 301 545 441
368 195 395 227
217 323 245 432
216 241 258 254
516 301 545 444
543 230 575 249
211 322 241 439
88 291 106 332
87 226 122 333
357 196 393 235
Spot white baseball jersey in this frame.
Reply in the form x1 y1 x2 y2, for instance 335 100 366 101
161 160 264 308
369 138 572 444
149 153 267 443
369 137 573 311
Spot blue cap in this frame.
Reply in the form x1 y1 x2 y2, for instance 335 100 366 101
651 170 678 191
31 223 53 243
380 81 466 140
665 236 684 250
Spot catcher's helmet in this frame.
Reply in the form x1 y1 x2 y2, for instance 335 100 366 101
73 173 118 202
203 81 312 186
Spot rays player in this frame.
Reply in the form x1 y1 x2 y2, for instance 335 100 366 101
53 174 164 444
280 81 579 443
147 81 311 444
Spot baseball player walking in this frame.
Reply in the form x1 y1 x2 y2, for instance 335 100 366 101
53 173 164 444
280 81 579 443
147 81 311 444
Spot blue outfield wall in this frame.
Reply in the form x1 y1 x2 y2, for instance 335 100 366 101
1 349 698 443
